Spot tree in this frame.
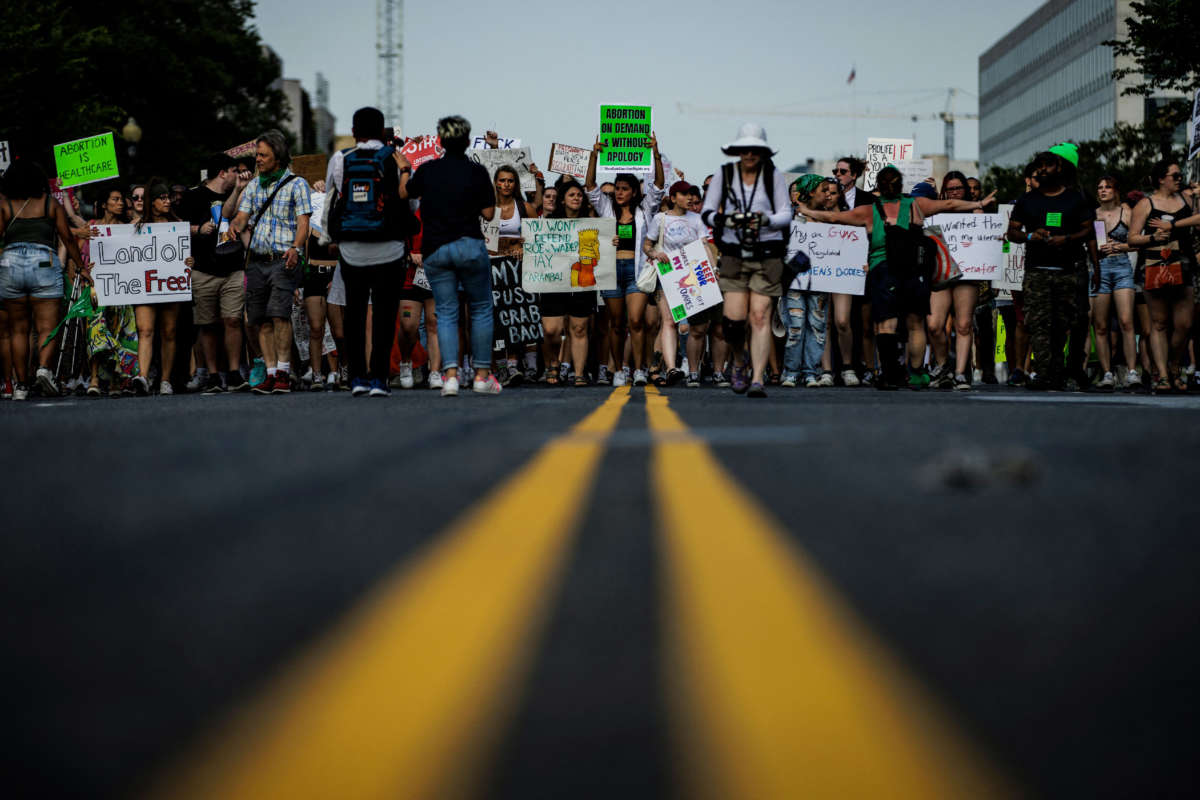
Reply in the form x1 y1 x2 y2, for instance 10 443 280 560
1107 0 1200 99
0 0 289 191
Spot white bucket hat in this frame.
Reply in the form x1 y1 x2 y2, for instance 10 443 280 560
722 122 776 156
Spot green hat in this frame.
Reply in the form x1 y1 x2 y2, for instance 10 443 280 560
1049 142 1079 167
793 173 824 201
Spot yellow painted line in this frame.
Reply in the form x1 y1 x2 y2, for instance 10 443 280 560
148 387 631 800
645 386 1012 799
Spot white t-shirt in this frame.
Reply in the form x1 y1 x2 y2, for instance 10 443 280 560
645 211 708 252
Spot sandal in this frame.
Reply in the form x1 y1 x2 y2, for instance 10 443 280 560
573 374 589 387
546 367 560 386
652 372 668 387
1153 376 1170 394
86 382 102 397
1173 375 1188 393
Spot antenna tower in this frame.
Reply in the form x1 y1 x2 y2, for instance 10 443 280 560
376 0 403 133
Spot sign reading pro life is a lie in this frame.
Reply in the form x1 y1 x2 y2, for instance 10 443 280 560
90 223 192 306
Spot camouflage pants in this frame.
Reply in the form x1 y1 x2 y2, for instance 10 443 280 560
1023 268 1084 382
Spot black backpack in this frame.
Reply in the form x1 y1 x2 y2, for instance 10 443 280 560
874 197 936 277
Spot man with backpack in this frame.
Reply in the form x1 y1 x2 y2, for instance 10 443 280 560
325 106 417 397
700 123 792 398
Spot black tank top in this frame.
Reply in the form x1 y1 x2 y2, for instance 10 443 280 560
1141 197 1195 269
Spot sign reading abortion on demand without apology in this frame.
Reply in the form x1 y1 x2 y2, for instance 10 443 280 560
599 105 652 174
788 221 868 295
521 217 616 293
925 214 1006 280
90 223 191 306
54 132 119 189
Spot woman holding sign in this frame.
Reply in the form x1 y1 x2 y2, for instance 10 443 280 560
130 183 188 395
586 133 665 387
491 162 544 386
538 181 599 386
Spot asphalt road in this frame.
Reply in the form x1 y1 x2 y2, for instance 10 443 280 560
3 383 1199 798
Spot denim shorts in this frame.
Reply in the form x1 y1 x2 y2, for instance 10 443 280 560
601 257 642 299
1090 254 1135 297
0 243 63 300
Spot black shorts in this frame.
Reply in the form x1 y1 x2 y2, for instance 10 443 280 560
538 290 596 318
301 264 336 299
688 303 723 326
867 259 931 323
400 260 433 303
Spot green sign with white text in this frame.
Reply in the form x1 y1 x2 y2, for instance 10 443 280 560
54 132 119 189
599 104 652 175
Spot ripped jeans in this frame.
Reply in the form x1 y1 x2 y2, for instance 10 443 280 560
782 289 827 379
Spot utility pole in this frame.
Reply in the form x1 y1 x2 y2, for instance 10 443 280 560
376 0 403 134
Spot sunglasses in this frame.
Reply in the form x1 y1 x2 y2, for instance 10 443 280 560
1167 172 1184 180
944 185 965 192
833 168 851 175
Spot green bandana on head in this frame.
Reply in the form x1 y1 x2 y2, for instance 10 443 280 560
258 168 285 187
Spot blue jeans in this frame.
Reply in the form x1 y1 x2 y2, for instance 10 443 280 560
782 289 826 379
423 237 494 371
601 257 640 299
1089 254 1136 297
0 243 63 300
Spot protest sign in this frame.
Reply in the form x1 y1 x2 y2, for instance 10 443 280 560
788 221 868 295
924 214 1006 280
521 217 616 293
291 153 327 188
226 140 257 159
309 193 326 235
482 217 501 251
90 223 192 306
54 132 119 189
549 143 590 181
864 137 914 191
896 158 934 193
991 204 1025 290
490 256 542 346
471 135 521 150
401 135 444 171
0 140 10 173
657 240 722 322
467 146 536 193
599 104 652 174
1189 88 1200 162
1093 220 1107 246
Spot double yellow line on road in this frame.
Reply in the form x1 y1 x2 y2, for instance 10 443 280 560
151 386 1008 799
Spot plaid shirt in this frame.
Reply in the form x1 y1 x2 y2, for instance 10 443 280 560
238 170 313 256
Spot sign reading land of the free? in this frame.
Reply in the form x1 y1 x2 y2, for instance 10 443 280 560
924 214 1006 280
599 104 652 175
54 132 119 189
788 221 868 295
89 223 192 306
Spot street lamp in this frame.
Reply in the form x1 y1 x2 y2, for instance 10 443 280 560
122 117 142 180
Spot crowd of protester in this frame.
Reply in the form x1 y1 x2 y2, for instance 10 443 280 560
2 108 1199 401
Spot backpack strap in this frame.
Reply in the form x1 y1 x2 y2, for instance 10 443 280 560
251 174 296 231
762 159 775 213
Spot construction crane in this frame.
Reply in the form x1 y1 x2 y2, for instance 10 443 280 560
377 0 404 134
677 89 978 159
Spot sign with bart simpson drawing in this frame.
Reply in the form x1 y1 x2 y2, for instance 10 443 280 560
520 217 616 293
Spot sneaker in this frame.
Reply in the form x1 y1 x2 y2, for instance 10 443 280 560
1006 368 1027 387
781 373 797 388
441 375 460 397
747 381 767 398
271 371 291 394
132 375 150 396
686 372 701 388
612 369 628 387
301 366 315 385
350 378 370 397
391 362 415 389
860 369 875 387
185 371 207 392
429 369 445 390
559 362 571 382
308 372 325 391
930 364 954 389
804 375 820 388
368 378 390 397
502 367 524 387
202 374 225 394
981 371 999 385
227 371 249 392
249 358 267 389
621 365 632 384
731 364 749 394
908 369 931 390
324 371 340 391
596 364 611 386
715 371 731 388
339 364 350 385
158 380 174 396
473 374 503 394
1 379 12 399
953 373 972 391
524 366 538 384
35 367 58 397
12 382 29 400
1096 371 1116 392
665 368 685 386
1125 368 1142 389
840 369 860 387
633 368 648 386
818 372 835 387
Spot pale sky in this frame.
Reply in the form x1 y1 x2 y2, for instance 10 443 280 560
253 0 1046 178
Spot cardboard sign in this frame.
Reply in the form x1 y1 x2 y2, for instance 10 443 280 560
521 217 616 293
468 146 536 194
0 140 10 174
924 214 1005 280
1189 88 1200 162
896 159 934 193
991 204 1025 290
291 153 327 189
491 256 542 346
90 223 192 306
471 135 521 150
549 143 590 181
658 239 723 321
226 140 258 159
400 135 444 171
599 104 652 174
788 221 868 295
482 217 501 251
864 137 914 191
53 132 119 189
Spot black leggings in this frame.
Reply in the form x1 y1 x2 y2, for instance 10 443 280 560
341 257 403 382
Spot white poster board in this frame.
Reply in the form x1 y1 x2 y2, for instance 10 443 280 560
471 135 521 150
896 158 934 193
90 223 192 306
657 239 722 321
549 143 590 181
0 140 9 174
468 146 536 194
482 217 501 251
521 217 616 293
924 214 1006 280
865 137 915 191
1189 88 1200 162
788 221 868 295
991 204 1025 290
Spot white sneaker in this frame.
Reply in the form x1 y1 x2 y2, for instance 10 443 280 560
429 369 444 389
1126 368 1141 387
680 357 690 375
325 371 340 390
186 371 207 392
473 374 503 395
841 369 860 387
13 382 29 400
393 362 414 389
35 367 58 397
159 380 174 396
818 372 835 387
633 368 648 386
804 375 820 388
613 369 628 387
441 375 459 397
1097 371 1115 391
